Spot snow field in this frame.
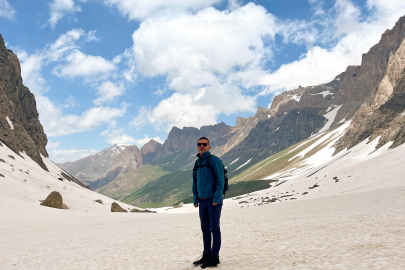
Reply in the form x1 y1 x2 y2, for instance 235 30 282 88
1 185 404 269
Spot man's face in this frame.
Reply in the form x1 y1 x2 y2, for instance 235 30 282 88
197 139 210 155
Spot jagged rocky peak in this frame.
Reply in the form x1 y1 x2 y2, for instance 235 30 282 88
141 139 163 164
59 143 131 184
0 34 49 171
163 122 232 152
335 15 405 153
199 122 232 140
113 145 143 170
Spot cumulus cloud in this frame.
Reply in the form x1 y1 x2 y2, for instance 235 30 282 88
94 81 125 105
16 29 129 137
131 3 276 131
53 50 116 79
38 97 129 137
259 0 405 95
49 0 82 28
0 0 16 20
103 0 221 20
49 148 99 163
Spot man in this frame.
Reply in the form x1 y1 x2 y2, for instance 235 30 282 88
192 137 224 268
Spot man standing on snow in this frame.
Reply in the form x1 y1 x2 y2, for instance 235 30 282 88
192 137 224 268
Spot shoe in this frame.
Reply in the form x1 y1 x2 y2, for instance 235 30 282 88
200 255 220 268
193 253 210 266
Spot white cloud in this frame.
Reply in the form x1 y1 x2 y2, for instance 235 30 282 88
64 95 80 108
49 148 99 163
53 50 116 79
107 134 136 145
134 135 164 147
130 3 275 131
260 0 405 94
0 0 16 20
46 140 61 150
38 96 129 137
15 29 129 138
49 0 82 28
94 81 125 105
103 0 221 20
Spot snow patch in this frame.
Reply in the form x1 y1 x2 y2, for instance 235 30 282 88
317 105 342 134
228 158 240 167
6 116 13 130
310 90 333 97
234 158 253 171
289 94 301 102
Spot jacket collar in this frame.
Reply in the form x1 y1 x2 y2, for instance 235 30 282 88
196 151 211 160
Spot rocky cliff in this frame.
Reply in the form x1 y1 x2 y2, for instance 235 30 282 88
0 34 48 171
335 15 405 152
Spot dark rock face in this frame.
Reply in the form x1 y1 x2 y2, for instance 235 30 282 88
0 34 48 171
40 191 63 209
222 108 326 165
111 202 127 212
162 122 232 155
141 139 163 164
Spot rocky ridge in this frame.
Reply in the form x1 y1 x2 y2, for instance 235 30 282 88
59 144 130 184
335 15 405 152
0 34 48 171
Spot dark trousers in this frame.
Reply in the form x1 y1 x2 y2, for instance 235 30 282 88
199 197 223 258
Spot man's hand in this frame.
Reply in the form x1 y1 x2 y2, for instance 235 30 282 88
194 204 199 208
213 202 218 206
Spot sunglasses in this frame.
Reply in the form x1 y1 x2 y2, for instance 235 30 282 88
197 143 208 147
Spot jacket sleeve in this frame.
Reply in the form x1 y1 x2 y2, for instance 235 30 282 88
192 167 199 205
211 156 224 204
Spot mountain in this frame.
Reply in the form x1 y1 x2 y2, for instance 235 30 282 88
89 145 143 190
58 15 405 208
0 34 48 171
59 144 131 185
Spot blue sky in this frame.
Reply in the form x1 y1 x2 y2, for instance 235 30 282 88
1 0 405 162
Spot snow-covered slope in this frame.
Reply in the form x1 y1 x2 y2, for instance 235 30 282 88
0 142 136 212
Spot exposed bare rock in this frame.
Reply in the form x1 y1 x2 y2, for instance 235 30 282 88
159 122 232 157
111 202 127 212
59 144 130 184
40 191 63 209
213 106 271 157
90 145 143 190
95 199 103 204
335 16 405 153
62 203 69 210
141 139 163 164
0 34 48 171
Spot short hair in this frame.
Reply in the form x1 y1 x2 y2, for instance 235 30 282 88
197 137 210 145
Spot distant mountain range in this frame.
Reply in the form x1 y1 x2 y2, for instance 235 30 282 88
2 16 405 209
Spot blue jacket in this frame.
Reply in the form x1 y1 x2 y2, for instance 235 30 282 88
192 151 224 205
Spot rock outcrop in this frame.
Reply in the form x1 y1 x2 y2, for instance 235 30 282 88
141 139 163 164
40 191 63 209
335 15 405 152
111 202 127 212
0 34 48 171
